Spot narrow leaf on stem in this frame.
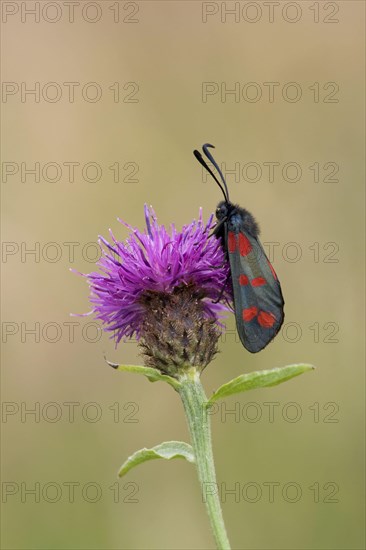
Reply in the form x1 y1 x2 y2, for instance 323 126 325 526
105 358 180 389
208 363 315 404
118 441 195 478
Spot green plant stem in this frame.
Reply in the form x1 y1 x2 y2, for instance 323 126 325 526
178 369 231 550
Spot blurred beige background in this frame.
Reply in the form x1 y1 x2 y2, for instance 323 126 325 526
1 1 365 549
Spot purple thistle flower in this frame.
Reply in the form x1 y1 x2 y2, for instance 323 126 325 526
80 206 232 376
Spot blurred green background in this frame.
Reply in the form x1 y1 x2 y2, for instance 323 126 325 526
1 1 365 549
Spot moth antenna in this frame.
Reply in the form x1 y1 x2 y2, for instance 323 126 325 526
193 149 229 202
202 143 230 202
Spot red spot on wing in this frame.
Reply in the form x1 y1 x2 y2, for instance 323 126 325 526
252 277 267 287
239 233 252 256
257 311 276 328
243 306 258 322
228 232 236 253
239 275 249 286
268 260 277 280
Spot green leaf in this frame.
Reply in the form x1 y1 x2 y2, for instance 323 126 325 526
208 364 315 404
118 441 195 478
105 357 180 389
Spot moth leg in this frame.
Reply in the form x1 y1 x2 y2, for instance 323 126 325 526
209 217 227 238
212 272 231 304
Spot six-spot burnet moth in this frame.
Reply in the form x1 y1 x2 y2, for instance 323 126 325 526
193 143 285 353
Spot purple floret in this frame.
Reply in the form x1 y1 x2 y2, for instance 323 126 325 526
82 205 231 344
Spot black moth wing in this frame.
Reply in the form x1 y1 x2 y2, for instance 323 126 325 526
227 225 285 353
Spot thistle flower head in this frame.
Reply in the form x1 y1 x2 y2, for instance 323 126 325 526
82 206 232 377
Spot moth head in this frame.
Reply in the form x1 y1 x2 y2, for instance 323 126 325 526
215 201 230 221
